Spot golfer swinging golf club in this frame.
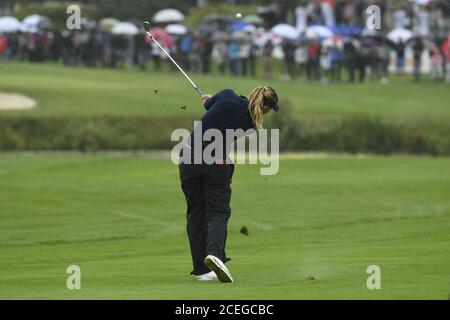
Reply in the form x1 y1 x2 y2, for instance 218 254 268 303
144 21 279 283
179 87 280 283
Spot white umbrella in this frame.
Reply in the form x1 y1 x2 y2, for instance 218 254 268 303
271 24 299 40
112 22 139 36
242 24 256 34
153 9 185 23
22 14 53 30
20 24 37 33
0 16 22 33
305 25 333 39
99 18 120 32
387 28 414 43
165 24 187 35
23 14 42 26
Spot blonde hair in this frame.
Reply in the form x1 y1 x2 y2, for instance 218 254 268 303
248 86 278 129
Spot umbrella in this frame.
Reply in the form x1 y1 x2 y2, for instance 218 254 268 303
331 25 362 37
22 14 53 30
165 24 187 35
242 14 263 25
271 24 299 40
146 28 173 48
99 18 120 33
20 24 37 33
387 28 413 43
0 16 22 33
242 24 256 34
153 9 185 23
229 22 255 33
112 22 139 36
23 14 41 26
196 24 216 35
201 15 230 33
305 25 333 39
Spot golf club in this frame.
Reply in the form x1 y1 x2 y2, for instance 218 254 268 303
144 21 203 97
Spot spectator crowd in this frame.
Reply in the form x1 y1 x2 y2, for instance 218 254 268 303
1 0 449 83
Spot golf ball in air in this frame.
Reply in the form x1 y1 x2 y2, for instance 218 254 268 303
236 13 242 19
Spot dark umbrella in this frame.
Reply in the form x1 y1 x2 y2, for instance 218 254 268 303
202 15 230 32
197 24 216 36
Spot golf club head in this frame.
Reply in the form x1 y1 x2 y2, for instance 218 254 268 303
144 21 151 33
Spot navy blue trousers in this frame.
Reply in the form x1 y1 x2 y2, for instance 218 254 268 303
179 163 234 275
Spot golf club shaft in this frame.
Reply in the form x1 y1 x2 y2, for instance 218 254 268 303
145 32 203 97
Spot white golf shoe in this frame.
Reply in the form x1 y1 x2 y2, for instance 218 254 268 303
204 255 234 283
195 271 218 281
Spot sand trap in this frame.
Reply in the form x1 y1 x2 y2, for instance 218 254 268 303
0 92 37 110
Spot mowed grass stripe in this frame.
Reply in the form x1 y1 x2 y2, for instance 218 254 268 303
0 62 449 123
0 153 449 299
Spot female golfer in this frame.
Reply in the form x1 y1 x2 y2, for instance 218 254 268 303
179 86 279 283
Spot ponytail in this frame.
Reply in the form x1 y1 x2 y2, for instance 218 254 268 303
248 86 278 129
248 86 265 129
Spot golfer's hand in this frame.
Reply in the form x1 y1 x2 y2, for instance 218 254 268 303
201 94 212 103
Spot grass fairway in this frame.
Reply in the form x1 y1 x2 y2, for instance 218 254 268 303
0 153 449 299
1 63 449 124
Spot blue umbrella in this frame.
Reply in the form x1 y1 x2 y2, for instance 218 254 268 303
331 25 363 37
229 22 252 32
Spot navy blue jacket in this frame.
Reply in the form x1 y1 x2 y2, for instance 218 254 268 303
187 89 255 160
